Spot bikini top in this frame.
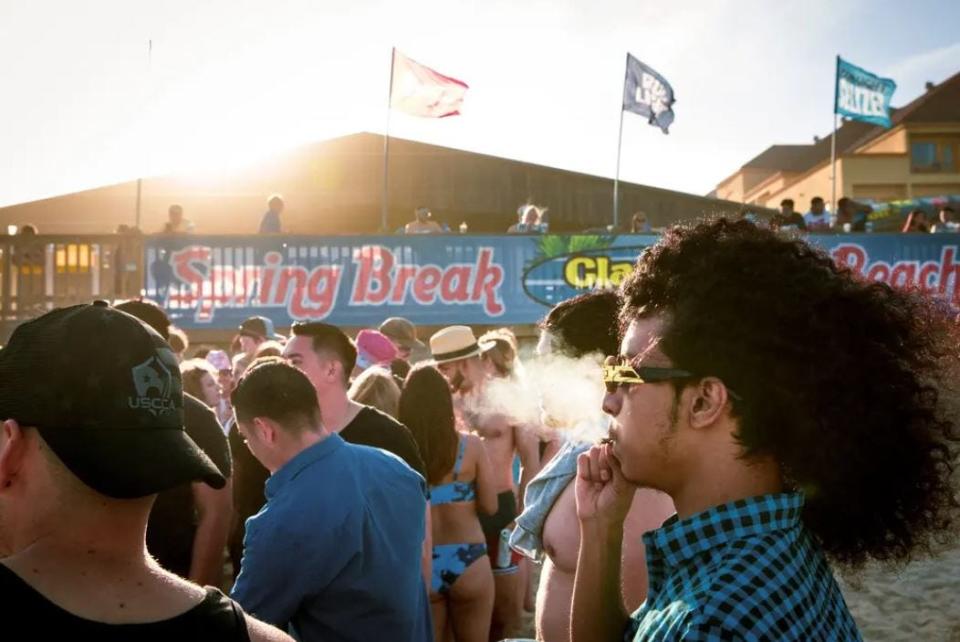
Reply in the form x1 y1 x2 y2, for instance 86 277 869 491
430 437 477 505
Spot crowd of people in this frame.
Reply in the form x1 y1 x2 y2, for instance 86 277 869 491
152 193 960 238
7 189 959 241
150 195 648 237
156 197 554 237
767 195 958 235
1 218 959 641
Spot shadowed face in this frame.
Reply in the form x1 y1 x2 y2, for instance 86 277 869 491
436 355 485 394
602 316 686 488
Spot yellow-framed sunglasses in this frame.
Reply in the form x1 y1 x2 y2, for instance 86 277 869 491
602 355 743 400
602 355 695 394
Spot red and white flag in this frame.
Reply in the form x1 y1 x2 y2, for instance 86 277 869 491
389 49 468 118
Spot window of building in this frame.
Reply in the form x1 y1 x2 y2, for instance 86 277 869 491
911 137 959 173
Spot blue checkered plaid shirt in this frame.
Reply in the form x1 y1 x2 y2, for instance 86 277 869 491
626 493 861 641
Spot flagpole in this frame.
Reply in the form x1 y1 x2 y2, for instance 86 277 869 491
613 108 625 230
830 112 838 218
136 39 152 231
613 52 630 230
830 55 840 219
381 47 396 233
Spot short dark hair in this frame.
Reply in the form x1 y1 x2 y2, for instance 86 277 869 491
811 196 824 204
231 357 321 431
291 322 357 384
837 197 851 210
540 290 621 358
780 199 794 207
620 218 960 568
390 358 411 388
168 326 189 353
942 205 955 213
115 298 171 340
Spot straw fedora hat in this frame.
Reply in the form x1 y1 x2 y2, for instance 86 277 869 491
429 326 496 365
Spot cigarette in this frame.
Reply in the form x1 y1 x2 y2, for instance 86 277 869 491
599 437 614 445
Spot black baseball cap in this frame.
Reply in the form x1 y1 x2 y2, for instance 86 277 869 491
0 301 226 499
239 315 284 341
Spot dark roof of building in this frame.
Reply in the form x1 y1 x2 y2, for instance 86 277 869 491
743 145 820 172
0 132 754 234
742 120 876 176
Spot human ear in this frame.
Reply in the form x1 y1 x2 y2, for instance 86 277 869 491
688 378 731 430
252 417 275 445
0 420 28 489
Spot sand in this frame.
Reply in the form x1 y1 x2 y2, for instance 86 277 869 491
838 544 960 641
510 546 960 641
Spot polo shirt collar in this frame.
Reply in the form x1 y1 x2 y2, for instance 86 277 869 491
265 433 344 499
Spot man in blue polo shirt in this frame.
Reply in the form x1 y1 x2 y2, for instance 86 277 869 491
230 358 432 642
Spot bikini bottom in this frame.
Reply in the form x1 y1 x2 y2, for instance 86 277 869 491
431 542 488 595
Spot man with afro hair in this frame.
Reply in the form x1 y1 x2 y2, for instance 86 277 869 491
572 219 960 641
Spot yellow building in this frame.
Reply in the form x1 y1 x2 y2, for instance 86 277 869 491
714 71 960 211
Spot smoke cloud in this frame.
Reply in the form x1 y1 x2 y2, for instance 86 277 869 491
474 351 609 444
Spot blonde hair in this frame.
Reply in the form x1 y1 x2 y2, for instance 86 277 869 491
480 328 519 379
255 340 284 358
348 367 402 418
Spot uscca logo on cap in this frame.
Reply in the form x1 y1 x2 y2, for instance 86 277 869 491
129 355 176 416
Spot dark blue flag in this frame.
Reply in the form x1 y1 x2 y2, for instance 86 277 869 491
623 53 675 134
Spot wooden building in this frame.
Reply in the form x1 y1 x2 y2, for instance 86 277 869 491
1 133 747 235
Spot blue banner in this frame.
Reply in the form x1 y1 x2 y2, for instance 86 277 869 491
623 53 676 134
144 233 960 330
835 56 896 128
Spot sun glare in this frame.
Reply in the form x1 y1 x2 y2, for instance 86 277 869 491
131 38 376 183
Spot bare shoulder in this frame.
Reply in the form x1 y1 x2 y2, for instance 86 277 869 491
245 614 296 642
462 432 485 463
463 432 484 451
623 488 675 539
513 421 542 448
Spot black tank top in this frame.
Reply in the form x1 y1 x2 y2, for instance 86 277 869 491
0 564 251 641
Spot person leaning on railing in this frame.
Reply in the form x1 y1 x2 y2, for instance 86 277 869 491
902 209 931 233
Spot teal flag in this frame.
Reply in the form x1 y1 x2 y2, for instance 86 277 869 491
835 56 896 128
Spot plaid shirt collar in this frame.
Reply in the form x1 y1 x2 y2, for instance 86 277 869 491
643 492 805 572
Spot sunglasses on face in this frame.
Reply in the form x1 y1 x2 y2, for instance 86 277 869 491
602 355 745 401
602 355 694 394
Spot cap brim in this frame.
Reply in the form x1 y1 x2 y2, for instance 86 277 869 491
37 425 226 499
383 334 425 350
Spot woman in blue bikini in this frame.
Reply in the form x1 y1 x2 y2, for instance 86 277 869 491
400 365 499 642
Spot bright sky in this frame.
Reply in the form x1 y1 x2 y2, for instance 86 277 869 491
1 0 958 207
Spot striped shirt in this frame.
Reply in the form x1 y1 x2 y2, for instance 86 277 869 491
626 493 861 641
